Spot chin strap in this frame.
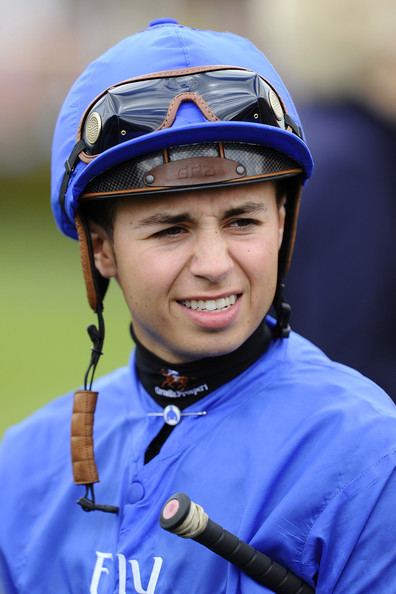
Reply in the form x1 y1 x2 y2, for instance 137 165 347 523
70 307 119 514
84 308 105 392
273 281 291 339
70 215 119 514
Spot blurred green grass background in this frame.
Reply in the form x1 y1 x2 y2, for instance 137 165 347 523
1 169 131 438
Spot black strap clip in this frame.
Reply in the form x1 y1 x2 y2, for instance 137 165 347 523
273 282 291 339
77 484 119 514
59 139 87 215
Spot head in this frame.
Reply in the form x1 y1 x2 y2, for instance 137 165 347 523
51 18 313 366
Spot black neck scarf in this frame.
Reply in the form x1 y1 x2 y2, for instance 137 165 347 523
132 321 272 463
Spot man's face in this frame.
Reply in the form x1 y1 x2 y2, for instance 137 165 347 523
92 181 286 363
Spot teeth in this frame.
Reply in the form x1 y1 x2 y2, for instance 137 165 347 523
182 295 237 311
206 300 216 311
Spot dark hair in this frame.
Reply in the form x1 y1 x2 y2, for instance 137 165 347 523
79 198 119 236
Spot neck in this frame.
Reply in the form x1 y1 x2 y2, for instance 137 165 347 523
132 320 272 409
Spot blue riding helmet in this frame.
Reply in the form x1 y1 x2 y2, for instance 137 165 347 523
51 19 313 240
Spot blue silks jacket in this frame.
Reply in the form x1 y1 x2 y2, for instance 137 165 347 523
1 328 396 593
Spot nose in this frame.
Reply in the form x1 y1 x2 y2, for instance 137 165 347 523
189 229 234 283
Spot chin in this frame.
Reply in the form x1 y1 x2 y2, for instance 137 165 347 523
177 335 247 362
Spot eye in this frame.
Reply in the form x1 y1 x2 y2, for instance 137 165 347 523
228 218 261 229
152 225 187 238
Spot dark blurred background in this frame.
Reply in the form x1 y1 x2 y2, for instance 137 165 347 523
1 0 395 435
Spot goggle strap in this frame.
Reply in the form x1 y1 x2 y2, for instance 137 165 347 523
59 138 87 216
284 114 303 139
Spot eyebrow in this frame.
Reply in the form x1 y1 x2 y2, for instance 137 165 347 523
136 201 267 227
223 201 268 218
136 213 194 227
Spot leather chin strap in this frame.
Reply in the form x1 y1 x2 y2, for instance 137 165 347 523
279 179 302 279
273 179 303 339
75 215 109 312
71 215 119 513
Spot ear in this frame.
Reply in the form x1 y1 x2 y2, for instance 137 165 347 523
89 221 117 279
277 196 287 249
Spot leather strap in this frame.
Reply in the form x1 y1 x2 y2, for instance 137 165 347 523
75 214 109 312
145 156 244 187
71 390 99 485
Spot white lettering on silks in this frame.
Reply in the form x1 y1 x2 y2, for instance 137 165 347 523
90 551 163 594
130 557 163 594
118 554 127 594
90 552 113 594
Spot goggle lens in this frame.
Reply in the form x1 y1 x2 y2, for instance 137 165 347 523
81 68 301 156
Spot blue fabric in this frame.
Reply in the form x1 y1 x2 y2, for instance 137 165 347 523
50 20 313 240
0 326 396 594
286 101 396 399
1 328 396 593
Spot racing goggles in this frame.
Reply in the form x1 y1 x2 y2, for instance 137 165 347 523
79 66 303 158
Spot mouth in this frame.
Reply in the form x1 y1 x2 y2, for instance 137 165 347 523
179 294 239 312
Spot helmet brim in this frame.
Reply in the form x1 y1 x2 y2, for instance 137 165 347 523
61 120 313 239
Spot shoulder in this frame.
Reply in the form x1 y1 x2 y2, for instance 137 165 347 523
271 330 394 409
228 323 395 423
242 328 396 463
